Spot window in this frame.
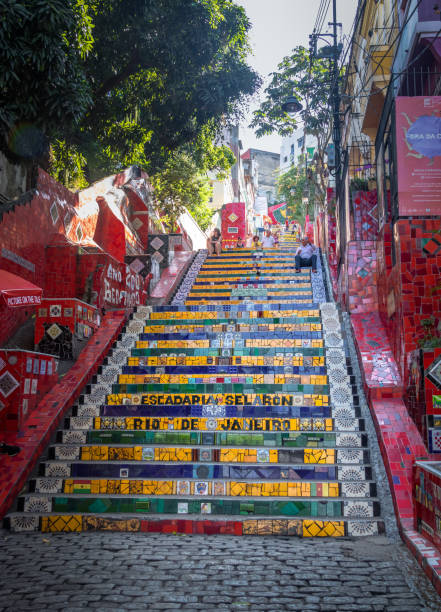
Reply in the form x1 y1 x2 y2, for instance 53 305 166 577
283 156 288 163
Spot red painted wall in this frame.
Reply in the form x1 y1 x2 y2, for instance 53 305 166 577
0 171 78 345
0 349 58 431
0 167 151 345
221 202 246 249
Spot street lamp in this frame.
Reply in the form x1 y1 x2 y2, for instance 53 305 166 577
282 96 303 115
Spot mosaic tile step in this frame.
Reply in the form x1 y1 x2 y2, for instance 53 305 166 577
135 339 324 349
22 479 344 497
91 404 336 419
148 309 321 319
186 292 316 300
136 331 323 342
103 392 331 407
129 347 326 357
200 262 306 268
38 462 352 482
67 415 364 433
109 383 330 395
185 301 316 307
194 274 311 281
152 303 319 313
144 315 322 325
47 445 369 465
13 496 381 518
141 322 323 333
121 364 328 375
189 284 314 292
70 429 369 448
5 513 385 537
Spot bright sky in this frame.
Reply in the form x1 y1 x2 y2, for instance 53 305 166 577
236 0 358 154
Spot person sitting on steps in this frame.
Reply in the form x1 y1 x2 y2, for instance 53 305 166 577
295 236 318 273
207 228 222 255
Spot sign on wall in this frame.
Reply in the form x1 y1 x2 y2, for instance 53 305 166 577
98 262 145 309
396 97 441 216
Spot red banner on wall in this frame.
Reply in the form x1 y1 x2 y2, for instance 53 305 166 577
396 96 441 216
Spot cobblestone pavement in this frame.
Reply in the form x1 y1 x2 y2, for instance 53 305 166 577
0 530 440 611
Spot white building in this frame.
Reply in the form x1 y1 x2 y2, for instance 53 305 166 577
280 129 317 172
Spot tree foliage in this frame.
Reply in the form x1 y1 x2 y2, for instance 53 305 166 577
251 46 332 211
276 162 311 226
151 153 213 232
79 0 259 175
0 0 93 155
1 0 260 235
1 0 260 179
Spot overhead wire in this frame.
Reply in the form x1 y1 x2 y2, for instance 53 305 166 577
313 0 331 36
343 0 423 102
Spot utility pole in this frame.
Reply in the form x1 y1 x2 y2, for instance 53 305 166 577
330 0 341 201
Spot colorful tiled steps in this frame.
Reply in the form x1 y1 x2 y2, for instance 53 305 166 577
5 242 384 536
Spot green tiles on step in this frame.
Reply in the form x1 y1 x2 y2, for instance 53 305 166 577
85 430 340 447
51 496 343 518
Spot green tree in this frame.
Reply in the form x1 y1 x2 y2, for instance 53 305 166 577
64 0 260 179
276 163 310 226
149 121 236 231
151 153 213 232
251 46 332 212
1 0 260 182
0 0 93 159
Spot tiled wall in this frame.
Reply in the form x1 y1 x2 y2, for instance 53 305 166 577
44 248 148 311
0 349 58 431
0 171 77 345
0 310 126 517
0 168 152 346
414 463 441 552
377 218 441 384
336 191 379 314
35 298 99 360
221 202 246 249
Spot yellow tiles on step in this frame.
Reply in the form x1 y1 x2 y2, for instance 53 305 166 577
135 339 324 349
63 479 340 497
191 283 312 290
40 516 346 536
186 291 313 298
243 520 345 537
127 356 326 367
117 374 328 385
41 515 83 533
105 394 329 408
185 300 313 305
94 416 333 431
78 446 335 464
148 310 320 320
142 323 322 333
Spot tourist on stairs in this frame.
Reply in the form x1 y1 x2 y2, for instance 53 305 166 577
207 228 222 255
261 230 275 248
295 237 318 273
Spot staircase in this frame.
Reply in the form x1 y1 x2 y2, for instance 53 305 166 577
5 236 384 536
